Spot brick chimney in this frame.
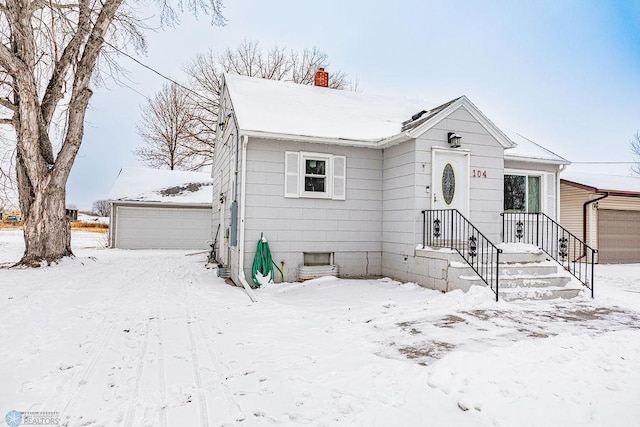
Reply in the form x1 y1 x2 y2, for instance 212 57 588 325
314 68 329 87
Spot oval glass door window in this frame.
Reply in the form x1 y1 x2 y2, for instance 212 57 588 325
442 163 455 205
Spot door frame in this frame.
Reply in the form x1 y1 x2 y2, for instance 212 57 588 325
431 148 471 217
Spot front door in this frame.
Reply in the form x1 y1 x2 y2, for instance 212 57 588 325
432 149 469 215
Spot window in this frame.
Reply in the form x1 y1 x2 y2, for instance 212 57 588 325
304 157 328 195
504 174 541 213
304 252 333 266
284 151 346 200
442 163 456 205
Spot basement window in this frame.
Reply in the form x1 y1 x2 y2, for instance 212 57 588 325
303 252 333 266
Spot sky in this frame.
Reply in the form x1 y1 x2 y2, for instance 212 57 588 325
67 0 640 210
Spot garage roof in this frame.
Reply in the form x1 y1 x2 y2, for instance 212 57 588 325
109 167 213 204
561 169 640 196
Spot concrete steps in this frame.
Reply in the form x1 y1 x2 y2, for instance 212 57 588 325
499 285 584 301
448 247 585 301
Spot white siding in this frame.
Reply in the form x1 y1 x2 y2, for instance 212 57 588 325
211 86 240 281
419 106 505 242
382 141 417 281
381 106 507 284
114 205 212 249
242 138 383 281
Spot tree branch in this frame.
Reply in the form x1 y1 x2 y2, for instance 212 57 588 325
0 97 16 111
53 0 124 186
40 0 91 128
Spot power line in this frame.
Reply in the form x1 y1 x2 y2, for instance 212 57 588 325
101 38 215 104
38 1 216 105
571 161 637 164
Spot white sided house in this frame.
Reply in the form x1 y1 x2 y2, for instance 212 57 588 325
109 167 213 250
212 71 591 300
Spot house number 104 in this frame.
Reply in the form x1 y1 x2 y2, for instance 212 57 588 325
472 169 487 178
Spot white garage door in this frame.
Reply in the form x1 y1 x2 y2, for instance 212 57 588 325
115 206 212 249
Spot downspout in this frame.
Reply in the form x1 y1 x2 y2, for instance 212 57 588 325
582 192 609 257
237 134 258 303
109 202 115 248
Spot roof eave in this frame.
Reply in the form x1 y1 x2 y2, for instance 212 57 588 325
505 154 571 166
110 200 213 207
241 129 411 148
560 179 640 197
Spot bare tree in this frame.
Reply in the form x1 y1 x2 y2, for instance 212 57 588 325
135 82 212 170
0 1 225 266
137 41 351 172
92 199 110 217
631 131 640 175
151 40 352 169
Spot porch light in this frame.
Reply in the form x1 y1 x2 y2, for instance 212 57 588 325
448 132 462 148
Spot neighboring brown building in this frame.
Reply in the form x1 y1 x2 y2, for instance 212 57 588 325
560 171 640 263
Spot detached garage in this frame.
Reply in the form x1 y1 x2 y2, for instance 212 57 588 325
109 167 213 250
560 170 640 264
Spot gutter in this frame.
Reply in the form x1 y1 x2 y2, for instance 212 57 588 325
237 134 258 303
583 192 609 251
241 129 412 149
504 154 571 166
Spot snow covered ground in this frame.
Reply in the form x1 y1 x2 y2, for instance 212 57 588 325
75 214 109 225
1 229 639 426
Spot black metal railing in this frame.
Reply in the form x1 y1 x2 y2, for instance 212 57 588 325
502 212 596 297
422 209 502 301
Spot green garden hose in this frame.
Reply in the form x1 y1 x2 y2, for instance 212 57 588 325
251 235 274 287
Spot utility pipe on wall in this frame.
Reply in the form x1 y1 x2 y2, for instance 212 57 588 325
237 134 258 303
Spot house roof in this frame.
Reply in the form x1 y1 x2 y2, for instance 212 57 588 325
224 73 568 161
108 167 213 205
561 169 640 196
503 130 570 165
225 73 425 142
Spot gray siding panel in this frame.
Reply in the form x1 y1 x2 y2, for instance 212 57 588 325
382 141 417 279
214 101 557 288
242 138 383 281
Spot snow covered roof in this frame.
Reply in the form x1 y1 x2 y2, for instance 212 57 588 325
503 130 569 165
108 167 213 205
561 168 640 195
224 74 565 163
225 73 427 142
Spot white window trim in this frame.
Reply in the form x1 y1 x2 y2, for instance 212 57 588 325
284 151 346 200
504 169 544 213
300 152 332 199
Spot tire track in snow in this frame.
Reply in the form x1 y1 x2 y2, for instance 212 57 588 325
155 282 169 427
122 289 157 427
51 260 159 423
187 280 246 423
195 315 246 423
185 304 210 427
51 282 129 419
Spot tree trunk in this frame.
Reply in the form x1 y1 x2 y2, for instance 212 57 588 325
17 155 72 266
